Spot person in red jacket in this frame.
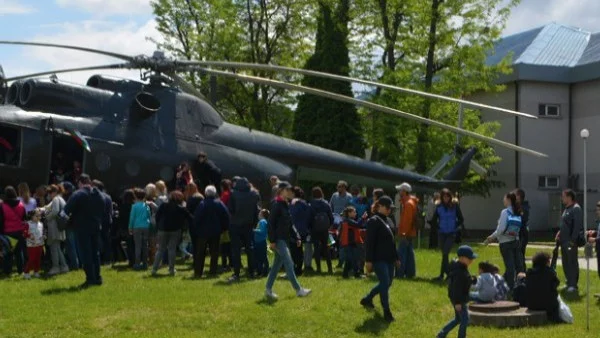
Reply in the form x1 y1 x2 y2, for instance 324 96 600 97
219 179 233 271
339 206 365 278
0 186 27 274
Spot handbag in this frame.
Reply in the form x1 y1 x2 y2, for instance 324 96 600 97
557 295 574 323
56 201 72 231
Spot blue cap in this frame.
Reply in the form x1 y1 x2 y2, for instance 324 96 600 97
457 245 477 259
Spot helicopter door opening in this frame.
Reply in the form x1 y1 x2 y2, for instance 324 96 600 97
0 124 22 166
48 133 85 184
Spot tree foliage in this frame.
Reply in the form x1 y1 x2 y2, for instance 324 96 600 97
293 0 365 157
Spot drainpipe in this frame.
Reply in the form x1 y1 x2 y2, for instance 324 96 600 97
568 83 573 184
515 81 520 188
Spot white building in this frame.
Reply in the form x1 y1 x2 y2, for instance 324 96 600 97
462 23 600 233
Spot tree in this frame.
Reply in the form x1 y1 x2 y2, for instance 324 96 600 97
354 0 519 196
151 0 314 136
293 0 364 157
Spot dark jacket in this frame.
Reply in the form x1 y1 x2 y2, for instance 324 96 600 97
63 186 106 234
560 203 583 245
186 194 204 216
289 199 312 236
100 192 113 232
525 266 559 312
268 197 293 243
365 213 398 263
228 178 259 227
193 196 230 238
309 198 334 232
521 201 530 228
447 260 472 305
193 160 222 191
118 203 132 234
156 201 192 232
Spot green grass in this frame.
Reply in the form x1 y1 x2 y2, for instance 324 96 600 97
1 244 599 337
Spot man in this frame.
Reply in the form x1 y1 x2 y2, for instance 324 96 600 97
514 189 530 268
92 179 113 265
269 175 280 200
62 174 106 288
330 180 352 215
396 182 417 279
227 177 260 282
586 202 600 278
193 152 222 193
555 189 582 292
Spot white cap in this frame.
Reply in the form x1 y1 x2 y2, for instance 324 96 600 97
395 182 412 192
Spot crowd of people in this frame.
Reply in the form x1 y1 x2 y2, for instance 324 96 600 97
0 152 592 333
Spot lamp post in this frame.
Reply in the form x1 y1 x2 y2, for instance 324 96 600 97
580 128 590 331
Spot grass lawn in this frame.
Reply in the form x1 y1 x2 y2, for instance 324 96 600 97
1 243 599 337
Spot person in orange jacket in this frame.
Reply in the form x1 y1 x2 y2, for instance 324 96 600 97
396 182 417 278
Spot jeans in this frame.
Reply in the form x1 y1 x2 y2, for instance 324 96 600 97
396 238 416 278
48 240 68 270
194 235 220 277
519 227 529 268
254 241 269 276
153 230 181 273
343 246 359 277
230 224 255 277
560 243 579 288
100 226 111 264
429 224 439 249
437 303 468 338
303 241 313 269
5 231 26 274
438 233 455 278
499 240 524 289
77 231 102 284
266 240 301 291
133 228 149 266
221 241 232 268
312 231 332 273
363 261 394 311
66 230 81 270
290 240 304 275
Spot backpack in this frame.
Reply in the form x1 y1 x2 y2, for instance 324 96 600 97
503 210 522 237
313 212 330 232
411 197 426 231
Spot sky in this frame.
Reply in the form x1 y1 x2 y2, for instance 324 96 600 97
1 0 600 85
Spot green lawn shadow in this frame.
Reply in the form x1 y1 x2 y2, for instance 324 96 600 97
354 312 391 335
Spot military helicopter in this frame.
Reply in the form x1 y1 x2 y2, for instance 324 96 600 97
0 41 547 198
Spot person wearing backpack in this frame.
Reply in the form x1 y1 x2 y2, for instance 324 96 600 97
309 187 334 274
484 191 524 290
395 183 418 279
555 189 582 292
430 189 464 281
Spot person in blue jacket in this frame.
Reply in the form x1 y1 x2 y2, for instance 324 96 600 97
430 189 464 281
289 186 312 275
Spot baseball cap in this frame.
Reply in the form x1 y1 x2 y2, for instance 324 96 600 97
395 182 412 192
277 181 292 190
457 245 477 259
377 196 395 209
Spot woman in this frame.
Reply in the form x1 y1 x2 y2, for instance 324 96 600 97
60 181 80 270
155 180 169 208
43 185 68 275
265 181 311 300
152 190 192 276
34 185 48 208
360 196 400 323
183 183 204 260
219 179 233 271
145 184 159 265
431 189 464 281
17 182 37 213
175 162 194 192
0 186 27 274
129 188 151 270
485 191 524 290
309 186 334 274
289 186 311 275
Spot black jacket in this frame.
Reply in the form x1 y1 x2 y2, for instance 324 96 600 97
193 160 222 190
447 260 472 305
186 195 204 216
309 198 334 232
193 197 230 239
525 266 559 312
365 213 398 263
64 186 106 234
268 197 293 243
156 201 193 232
228 178 259 227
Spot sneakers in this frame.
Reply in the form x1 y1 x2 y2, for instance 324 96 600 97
296 288 312 297
566 286 578 293
360 298 375 310
32 272 41 278
60 266 70 274
47 267 61 276
228 275 240 283
23 273 31 280
265 289 278 300
169 269 177 277
383 310 395 322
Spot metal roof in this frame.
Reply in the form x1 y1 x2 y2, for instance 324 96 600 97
489 23 600 83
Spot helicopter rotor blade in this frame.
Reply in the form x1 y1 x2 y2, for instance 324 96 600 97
184 66 548 158
0 41 133 62
178 60 536 119
5 63 131 82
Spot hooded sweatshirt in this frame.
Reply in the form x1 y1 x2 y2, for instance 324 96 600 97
228 177 259 227
447 260 472 305
472 272 497 302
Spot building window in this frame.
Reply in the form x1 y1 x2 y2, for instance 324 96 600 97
538 175 560 189
538 104 560 117
0 124 22 167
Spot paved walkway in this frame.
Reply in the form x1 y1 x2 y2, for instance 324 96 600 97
487 243 598 271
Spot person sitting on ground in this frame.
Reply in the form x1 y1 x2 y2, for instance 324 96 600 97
491 264 509 301
469 261 497 303
512 272 527 307
524 251 562 323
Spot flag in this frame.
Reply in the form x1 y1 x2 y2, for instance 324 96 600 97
65 129 91 152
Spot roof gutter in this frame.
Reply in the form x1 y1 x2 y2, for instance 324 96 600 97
514 81 520 188
568 82 573 182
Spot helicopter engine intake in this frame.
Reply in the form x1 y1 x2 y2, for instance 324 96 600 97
5 81 22 105
18 78 114 112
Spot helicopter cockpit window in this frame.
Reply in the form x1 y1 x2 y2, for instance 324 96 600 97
0 125 21 166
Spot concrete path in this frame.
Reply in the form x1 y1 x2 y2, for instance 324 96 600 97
486 243 598 271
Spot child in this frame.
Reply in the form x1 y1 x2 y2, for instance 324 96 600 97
129 188 151 270
470 261 497 303
23 209 45 279
340 206 364 278
254 209 270 277
492 264 509 301
437 245 477 338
